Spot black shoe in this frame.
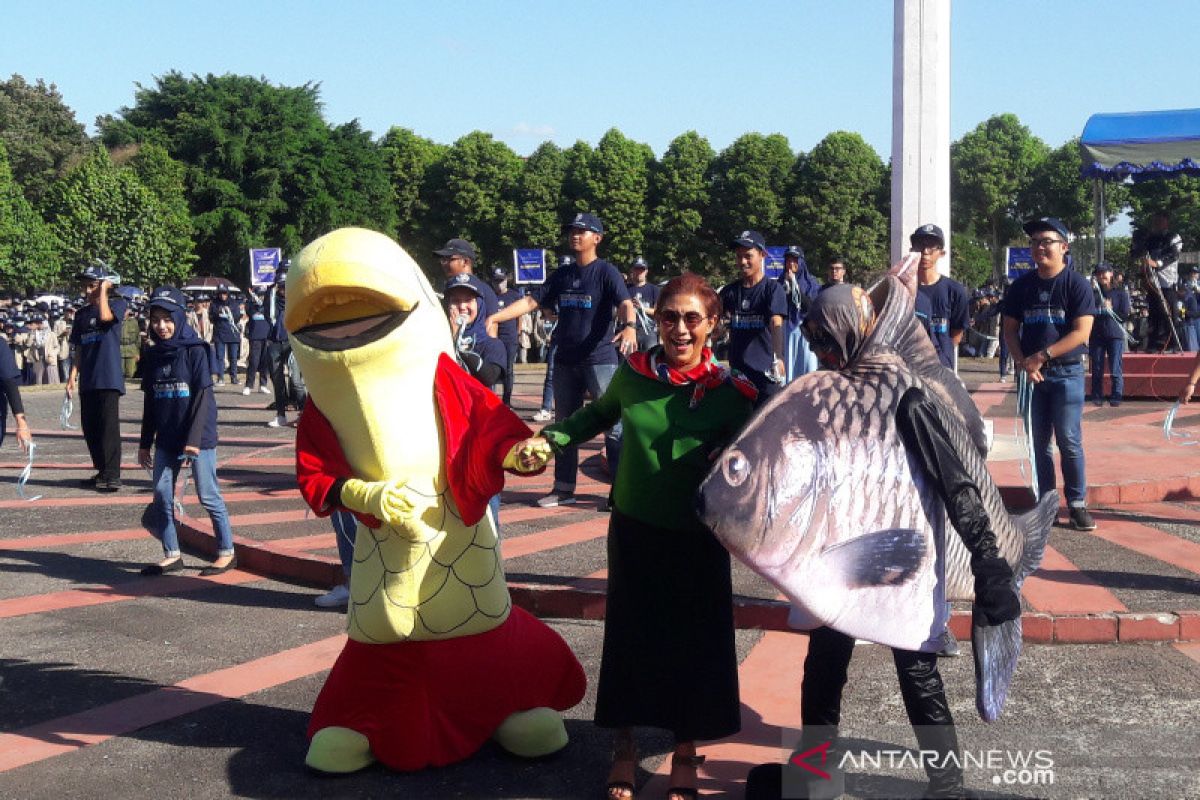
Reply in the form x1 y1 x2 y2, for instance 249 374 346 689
140 558 185 576
1109 396 1122 407
199 556 237 576
96 478 121 493
79 474 101 488
1069 507 1097 531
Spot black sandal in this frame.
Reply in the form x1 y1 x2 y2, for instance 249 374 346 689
667 753 706 800
140 558 185 576
605 741 637 799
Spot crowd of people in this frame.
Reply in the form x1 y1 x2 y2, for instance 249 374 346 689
1 208 1195 799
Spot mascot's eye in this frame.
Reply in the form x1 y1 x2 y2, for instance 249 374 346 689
722 450 750 488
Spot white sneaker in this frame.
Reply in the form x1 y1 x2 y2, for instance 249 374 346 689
242 386 252 396
217 380 226 386
267 414 287 428
315 584 350 608
532 409 553 422
260 386 272 394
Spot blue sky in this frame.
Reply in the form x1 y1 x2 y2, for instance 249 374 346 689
5 0 1199 159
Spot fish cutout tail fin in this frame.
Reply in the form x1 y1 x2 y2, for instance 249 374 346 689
1011 490 1057 589
972 614 1022 722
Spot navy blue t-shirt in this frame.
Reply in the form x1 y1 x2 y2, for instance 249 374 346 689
1090 287 1131 342
245 296 271 340
627 282 660 312
539 257 630 365
1002 268 1096 359
719 278 788 376
141 342 218 453
918 277 969 369
494 288 523 346
210 298 243 343
70 297 129 394
265 287 288 342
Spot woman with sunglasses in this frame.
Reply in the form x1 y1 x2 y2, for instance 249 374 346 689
509 273 757 800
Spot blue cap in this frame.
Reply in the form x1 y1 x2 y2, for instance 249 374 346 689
784 245 805 259
443 272 489 298
730 230 767 252
490 266 509 282
909 223 945 247
148 285 188 312
78 261 120 284
563 212 605 235
434 238 478 261
630 256 649 270
1023 217 1070 240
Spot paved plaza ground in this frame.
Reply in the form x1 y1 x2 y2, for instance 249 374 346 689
1 360 1199 798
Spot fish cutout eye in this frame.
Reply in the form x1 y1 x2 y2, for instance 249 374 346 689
722 449 750 488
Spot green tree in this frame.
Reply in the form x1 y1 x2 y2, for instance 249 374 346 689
788 131 889 280
0 75 92 206
506 140 566 250
648 131 715 276
559 140 595 220
706 133 794 277
583 128 654 266
951 114 1048 280
1127 176 1200 263
379 126 446 254
42 148 194 288
0 141 61 292
949 231 993 289
431 131 522 265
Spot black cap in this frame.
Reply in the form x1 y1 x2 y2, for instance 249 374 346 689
490 267 509 282
730 230 767 252
433 238 478 261
630 256 649 270
443 273 488 298
149 286 188 312
1023 217 1070 240
193 292 211 302
784 245 805 260
909 223 945 247
78 261 118 284
1093 263 1114 275
563 212 605 235
216 283 230 293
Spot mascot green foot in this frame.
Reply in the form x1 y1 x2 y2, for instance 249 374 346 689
306 726 375 774
492 707 569 758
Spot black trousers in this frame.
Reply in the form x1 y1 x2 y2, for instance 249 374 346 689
1148 286 1179 352
214 340 241 381
500 339 518 405
266 340 292 413
246 339 271 388
80 389 122 482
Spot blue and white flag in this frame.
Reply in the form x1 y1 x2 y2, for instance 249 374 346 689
765 246 787 280
1006 247 1034 281
513 248 547 285
249 247 282 287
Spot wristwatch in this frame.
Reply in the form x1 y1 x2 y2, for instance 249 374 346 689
618 321 635 331
1040 348 1053 361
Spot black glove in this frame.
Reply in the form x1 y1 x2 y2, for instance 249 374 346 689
972 557 1021 626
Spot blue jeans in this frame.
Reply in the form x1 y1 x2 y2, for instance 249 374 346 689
1185 319 1200 352
1089 338 1124 400
214 340 241 382
551 361 621 493
784 321 818 383
146 447 234 558
540 344 558 412
1031 362 1087 507
330 510 357 577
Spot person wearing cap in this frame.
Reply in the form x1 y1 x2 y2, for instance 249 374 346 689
210 284 245 386
531 255 572 423
67 264 129 492
718 230 787 403
490 267 523 406
264 262 295 427
487 212 636 508
821 258 848 291
910 224 969 371
242 287 273 396
625 257 660 353
435 238 499 319
444 273 508 389
1131 210 1184 353
137 286 236 576
777 245 820 382
1088 264 1131 407
1001 217 1097 531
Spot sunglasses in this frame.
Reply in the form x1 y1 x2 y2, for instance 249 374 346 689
657 310 711 328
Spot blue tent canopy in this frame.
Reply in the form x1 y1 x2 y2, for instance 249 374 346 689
1080 108 1200 181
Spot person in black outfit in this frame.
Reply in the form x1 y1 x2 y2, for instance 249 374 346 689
1131 210 1184 352
0 335 33 455
490 267 523 405
209 284 243 386
263 262 293 427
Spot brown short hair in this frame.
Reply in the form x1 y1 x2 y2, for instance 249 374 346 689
655 272 721 320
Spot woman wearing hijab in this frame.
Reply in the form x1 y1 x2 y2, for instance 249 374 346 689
509 272 757 800
137 286 236 576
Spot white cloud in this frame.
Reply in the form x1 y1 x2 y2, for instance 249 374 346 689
510 122 557 138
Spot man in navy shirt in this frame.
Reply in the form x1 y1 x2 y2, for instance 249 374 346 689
718 230 787 404
820 258 848 292
626 256 660 353
1002 217 1097 530
1088 263 1132 407
911 224 969 371
488 212 637 507
209 284 244 386
435 238 498 319
490 267 523 406
66 263 128 491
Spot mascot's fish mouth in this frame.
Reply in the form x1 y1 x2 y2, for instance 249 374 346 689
293 307 414 352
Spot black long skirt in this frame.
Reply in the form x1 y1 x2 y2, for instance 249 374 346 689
594 509 740 742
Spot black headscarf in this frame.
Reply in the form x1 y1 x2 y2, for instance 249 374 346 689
804 284 876 369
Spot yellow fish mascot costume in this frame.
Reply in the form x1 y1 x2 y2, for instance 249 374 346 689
286 228 586 773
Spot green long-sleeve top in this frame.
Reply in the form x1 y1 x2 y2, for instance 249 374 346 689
542 362 754 532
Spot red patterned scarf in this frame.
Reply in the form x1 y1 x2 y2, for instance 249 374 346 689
627 346 758 409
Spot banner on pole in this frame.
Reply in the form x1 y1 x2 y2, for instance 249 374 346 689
765 246 787 280
513 248 547 285
249 248 282 287
1005 247 1034 281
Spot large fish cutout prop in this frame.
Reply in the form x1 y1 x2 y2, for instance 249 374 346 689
698 258 1053 721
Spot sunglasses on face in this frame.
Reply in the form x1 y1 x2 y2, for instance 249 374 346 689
657 310 710 328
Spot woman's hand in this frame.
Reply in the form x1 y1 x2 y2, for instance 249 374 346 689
13 415 31 453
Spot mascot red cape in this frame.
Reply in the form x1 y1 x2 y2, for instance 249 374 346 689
286 228 585 773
